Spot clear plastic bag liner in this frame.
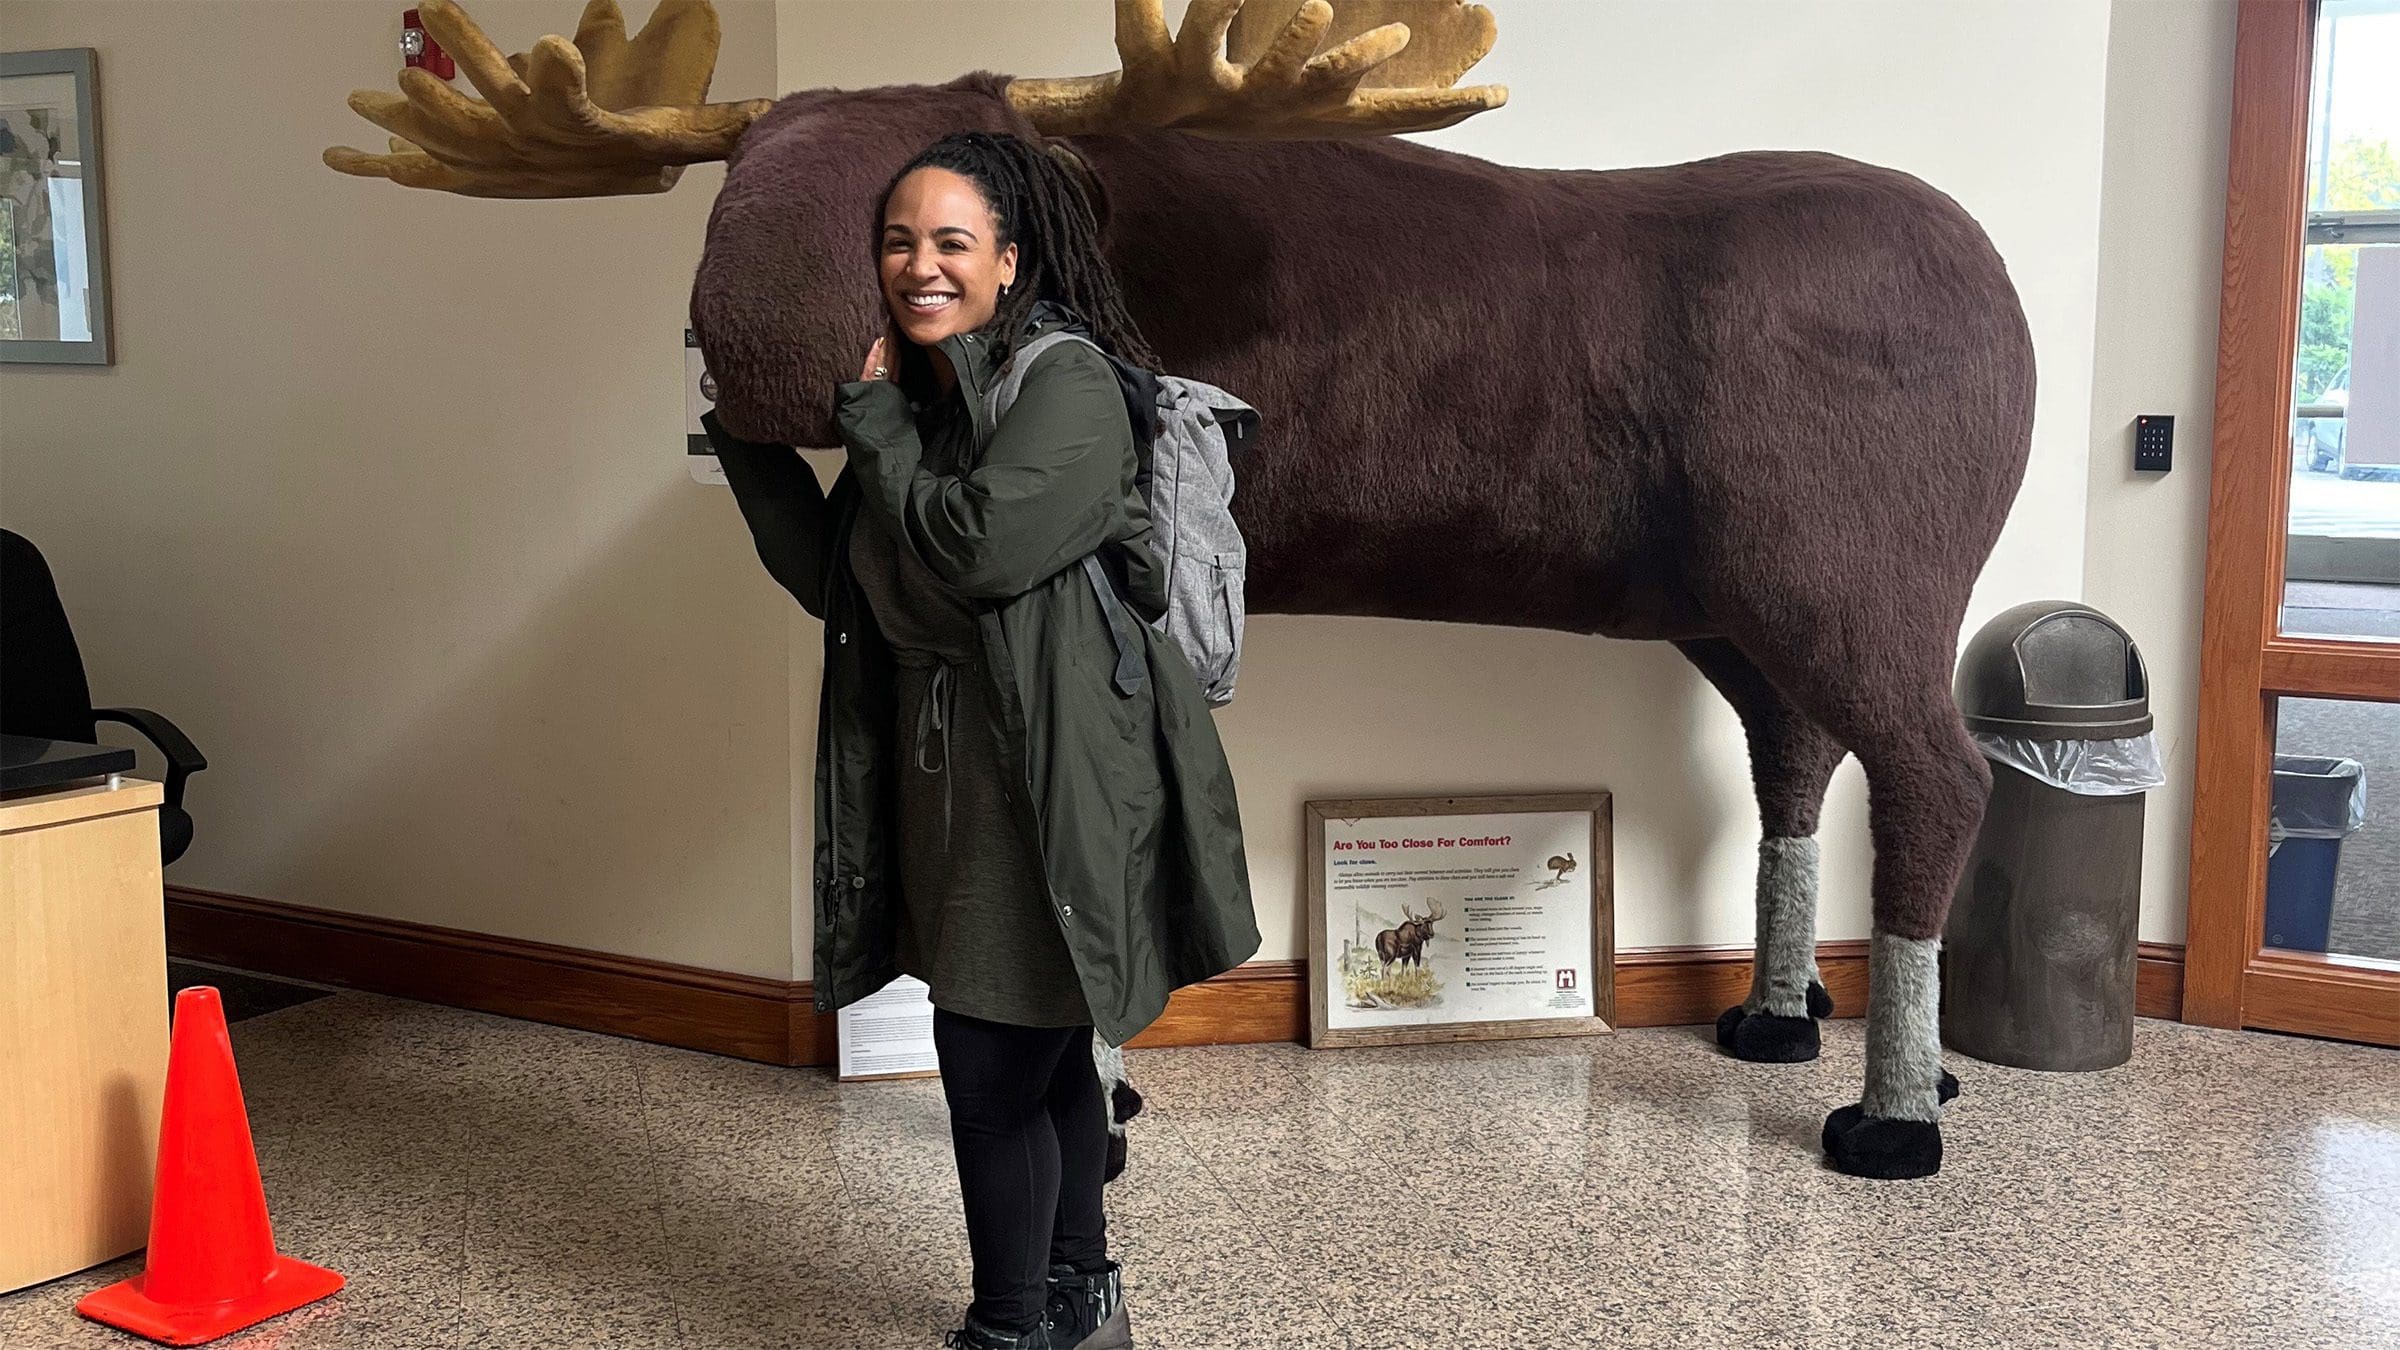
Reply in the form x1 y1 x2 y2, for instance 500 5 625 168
2268 754 2366 843
1973 732 2165 796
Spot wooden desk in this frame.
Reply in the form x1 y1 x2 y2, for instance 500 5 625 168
1 776 169 1293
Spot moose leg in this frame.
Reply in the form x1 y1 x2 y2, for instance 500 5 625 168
1694 604 1981 1176
1676 639 1846 1063
1819 696 1986 1179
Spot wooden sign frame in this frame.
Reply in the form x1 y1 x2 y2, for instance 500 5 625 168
1305 792 1614 1049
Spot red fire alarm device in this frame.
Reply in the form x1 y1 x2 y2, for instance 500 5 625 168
400 8 455 80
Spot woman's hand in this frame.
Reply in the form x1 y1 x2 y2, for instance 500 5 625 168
859 320 906 384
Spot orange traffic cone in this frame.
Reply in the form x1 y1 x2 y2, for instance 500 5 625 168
76 987 345 1345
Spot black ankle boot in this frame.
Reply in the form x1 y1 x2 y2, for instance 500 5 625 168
944 1314 1052 1349
1044 1261 1131 1350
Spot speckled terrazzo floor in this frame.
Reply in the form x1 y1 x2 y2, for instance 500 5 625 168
5 994 2397 1349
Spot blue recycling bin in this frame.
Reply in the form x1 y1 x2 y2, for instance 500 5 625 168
2264 755 2366 952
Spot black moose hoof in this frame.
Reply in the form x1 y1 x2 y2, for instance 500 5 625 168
1714 1003 1745 1048
1714 982 1833 1063
1822 1104 1943 1179
1939 1069 1961 1104
1715 1007 1820 1063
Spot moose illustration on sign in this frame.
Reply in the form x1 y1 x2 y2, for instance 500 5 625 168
1374 901 1444 975
327 0 2030 1179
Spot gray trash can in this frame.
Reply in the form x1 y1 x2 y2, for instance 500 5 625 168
1941 601 2163 1072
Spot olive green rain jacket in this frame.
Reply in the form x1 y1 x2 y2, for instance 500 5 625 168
703 305 1260 1046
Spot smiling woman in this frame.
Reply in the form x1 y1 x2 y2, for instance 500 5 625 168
701 125 1259 1350
877 166 1019 378
822 130 1254 1350
857 131 1164 409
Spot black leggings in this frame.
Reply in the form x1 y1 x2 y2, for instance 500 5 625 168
932 1008 1110 1334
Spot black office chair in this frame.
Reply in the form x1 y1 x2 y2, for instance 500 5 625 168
1 528 206 864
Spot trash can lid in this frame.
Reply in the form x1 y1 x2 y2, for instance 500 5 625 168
1956 601 2152 739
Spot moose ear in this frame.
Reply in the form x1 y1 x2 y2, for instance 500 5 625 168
1041 139 1110 232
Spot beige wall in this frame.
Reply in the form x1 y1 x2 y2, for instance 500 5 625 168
2084 0 2241 947
0 2 798 978
1 0 2233 987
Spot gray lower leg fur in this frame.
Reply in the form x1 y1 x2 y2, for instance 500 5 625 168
1742 836 1822 1017
1860 931 1944 1121
1093 1037 1129 1142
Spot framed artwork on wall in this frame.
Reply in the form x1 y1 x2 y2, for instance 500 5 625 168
2 48 111 365
1305 792 1615 1049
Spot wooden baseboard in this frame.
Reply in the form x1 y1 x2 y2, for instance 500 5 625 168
1619 939 1871 1027
2137 941 2186 1021
166 886 2189 1065
166 886 799 1063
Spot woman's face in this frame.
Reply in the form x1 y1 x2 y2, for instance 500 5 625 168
879 166 1019 349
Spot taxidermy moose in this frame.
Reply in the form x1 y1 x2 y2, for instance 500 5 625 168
329 0 2033 1180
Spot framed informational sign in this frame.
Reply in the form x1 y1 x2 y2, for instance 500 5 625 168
1305 793 1612 1049
836 975 939 1081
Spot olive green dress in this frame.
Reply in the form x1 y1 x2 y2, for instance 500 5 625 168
847 392 1092 1028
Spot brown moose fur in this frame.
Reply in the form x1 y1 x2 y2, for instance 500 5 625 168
692 71 2035 944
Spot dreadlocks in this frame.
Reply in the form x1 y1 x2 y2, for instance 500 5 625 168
870 130 1160 378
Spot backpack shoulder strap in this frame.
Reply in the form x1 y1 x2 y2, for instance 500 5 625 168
987 328 1147 697
985 330 1102 425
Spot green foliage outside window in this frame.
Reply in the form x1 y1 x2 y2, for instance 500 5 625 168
2301 137 2400 400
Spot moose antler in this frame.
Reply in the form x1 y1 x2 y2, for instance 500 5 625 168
324 0 770 198
1226 0 1497 91
1006 0 1505 140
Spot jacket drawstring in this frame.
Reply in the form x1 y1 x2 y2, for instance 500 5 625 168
912 657 962 852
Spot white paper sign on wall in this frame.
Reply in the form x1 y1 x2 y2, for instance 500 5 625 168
685 327 726 486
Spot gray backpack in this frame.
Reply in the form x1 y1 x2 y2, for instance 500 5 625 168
987 330 1255 707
